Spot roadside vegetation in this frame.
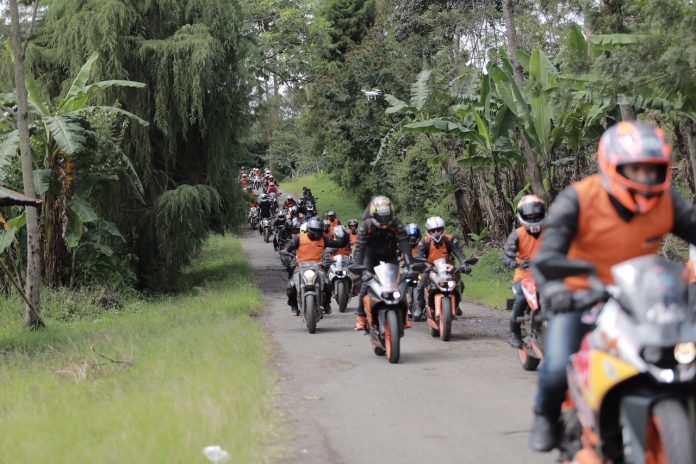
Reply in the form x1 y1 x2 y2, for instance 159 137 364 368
0 236 279 464
282 172 364 221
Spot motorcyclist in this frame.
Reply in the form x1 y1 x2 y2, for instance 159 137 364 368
283 195 298 210
258 194 274 220
502 195 545 348
405 223 425 320
353 196 414 330
284 216 349 316
347 219 359 248
265 174 279 192
240 174 250 188
329 224 351 258
326 211 341 235
415 216 471 320
273 211 292 251
528 120 696 452
322 219 331 235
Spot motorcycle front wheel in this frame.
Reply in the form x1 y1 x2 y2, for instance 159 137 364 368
305 295 317 334
385 310 400 364
336 281 348 313
440 297 453 341
643 398 696 463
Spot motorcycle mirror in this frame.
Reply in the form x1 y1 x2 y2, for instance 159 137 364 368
535 257 595 280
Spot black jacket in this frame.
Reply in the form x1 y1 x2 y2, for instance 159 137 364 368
353 208 412 268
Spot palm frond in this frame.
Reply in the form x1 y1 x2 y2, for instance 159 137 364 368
410 70 432 111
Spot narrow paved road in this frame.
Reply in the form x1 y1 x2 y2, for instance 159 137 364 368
240 229 557 464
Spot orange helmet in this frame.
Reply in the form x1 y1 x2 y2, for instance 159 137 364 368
598 120 672 213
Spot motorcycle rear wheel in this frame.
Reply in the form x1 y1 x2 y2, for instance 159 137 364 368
305 296 317 334
385 310 400 364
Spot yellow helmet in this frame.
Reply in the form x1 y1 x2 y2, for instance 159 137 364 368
369 196 394 228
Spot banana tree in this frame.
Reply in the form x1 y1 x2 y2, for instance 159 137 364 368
383 70 487 238
452 68 521 233
0 52 146 286
489 47 567 194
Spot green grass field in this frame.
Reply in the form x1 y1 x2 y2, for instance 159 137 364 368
0 236 279 463
282 172 512 309
281 172 364 221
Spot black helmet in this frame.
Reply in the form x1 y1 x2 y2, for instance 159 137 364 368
322 219 331 232
307 216 323 240
347 218 358 230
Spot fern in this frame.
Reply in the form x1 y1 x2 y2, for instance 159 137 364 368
410 70 432 111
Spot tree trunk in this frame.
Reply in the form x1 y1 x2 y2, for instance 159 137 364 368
619 103 636 120
501 0 546 200
9 0 43 329
681 117 696 201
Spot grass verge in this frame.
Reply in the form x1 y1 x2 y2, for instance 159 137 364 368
463 248 512 309
0 235 278 464
281 172 364 221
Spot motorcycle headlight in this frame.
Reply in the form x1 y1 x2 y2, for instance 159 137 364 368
447 281 455 289
303 270 317 285
381 291 400 300
335 270 344 277
675 342 696 365
393 291 401 299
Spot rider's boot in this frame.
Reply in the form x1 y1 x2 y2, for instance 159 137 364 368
324 301 332 314
529 411 559 452
508 320 523 348
412 304 424 321
355 314 367 331
291 305 300 316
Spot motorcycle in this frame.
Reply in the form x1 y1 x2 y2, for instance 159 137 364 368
424 257 478 341
281 251 326 334
328 254 352 312
260 217 272 243
350 261 426 363
248 206 259 230
253 176 263 191
537 255 696 463
513 271 545 371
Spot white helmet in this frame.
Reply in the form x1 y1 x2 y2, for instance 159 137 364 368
300 222 308 234
425 216 446 243
333 224 346 240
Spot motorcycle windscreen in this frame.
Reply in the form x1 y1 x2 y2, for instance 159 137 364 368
612 255 689 323
373 262 401 292
432 258 451 276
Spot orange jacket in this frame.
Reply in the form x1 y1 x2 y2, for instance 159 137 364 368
566 175 673 290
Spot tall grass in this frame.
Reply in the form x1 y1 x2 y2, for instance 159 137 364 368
0 236 279 463
281 172 364 221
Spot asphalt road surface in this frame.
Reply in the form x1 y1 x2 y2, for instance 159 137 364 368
240 228 557 464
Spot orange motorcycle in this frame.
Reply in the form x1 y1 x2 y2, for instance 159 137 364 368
514 275 544 371
424 257 477 341
537 256 696 464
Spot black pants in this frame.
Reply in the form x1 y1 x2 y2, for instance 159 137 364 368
510 281 527 323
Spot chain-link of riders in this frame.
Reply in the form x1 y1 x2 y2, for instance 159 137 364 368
283 216 349 316
353 196 414 331
528 120 696 453
415 216 469 320
502 195 545 348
